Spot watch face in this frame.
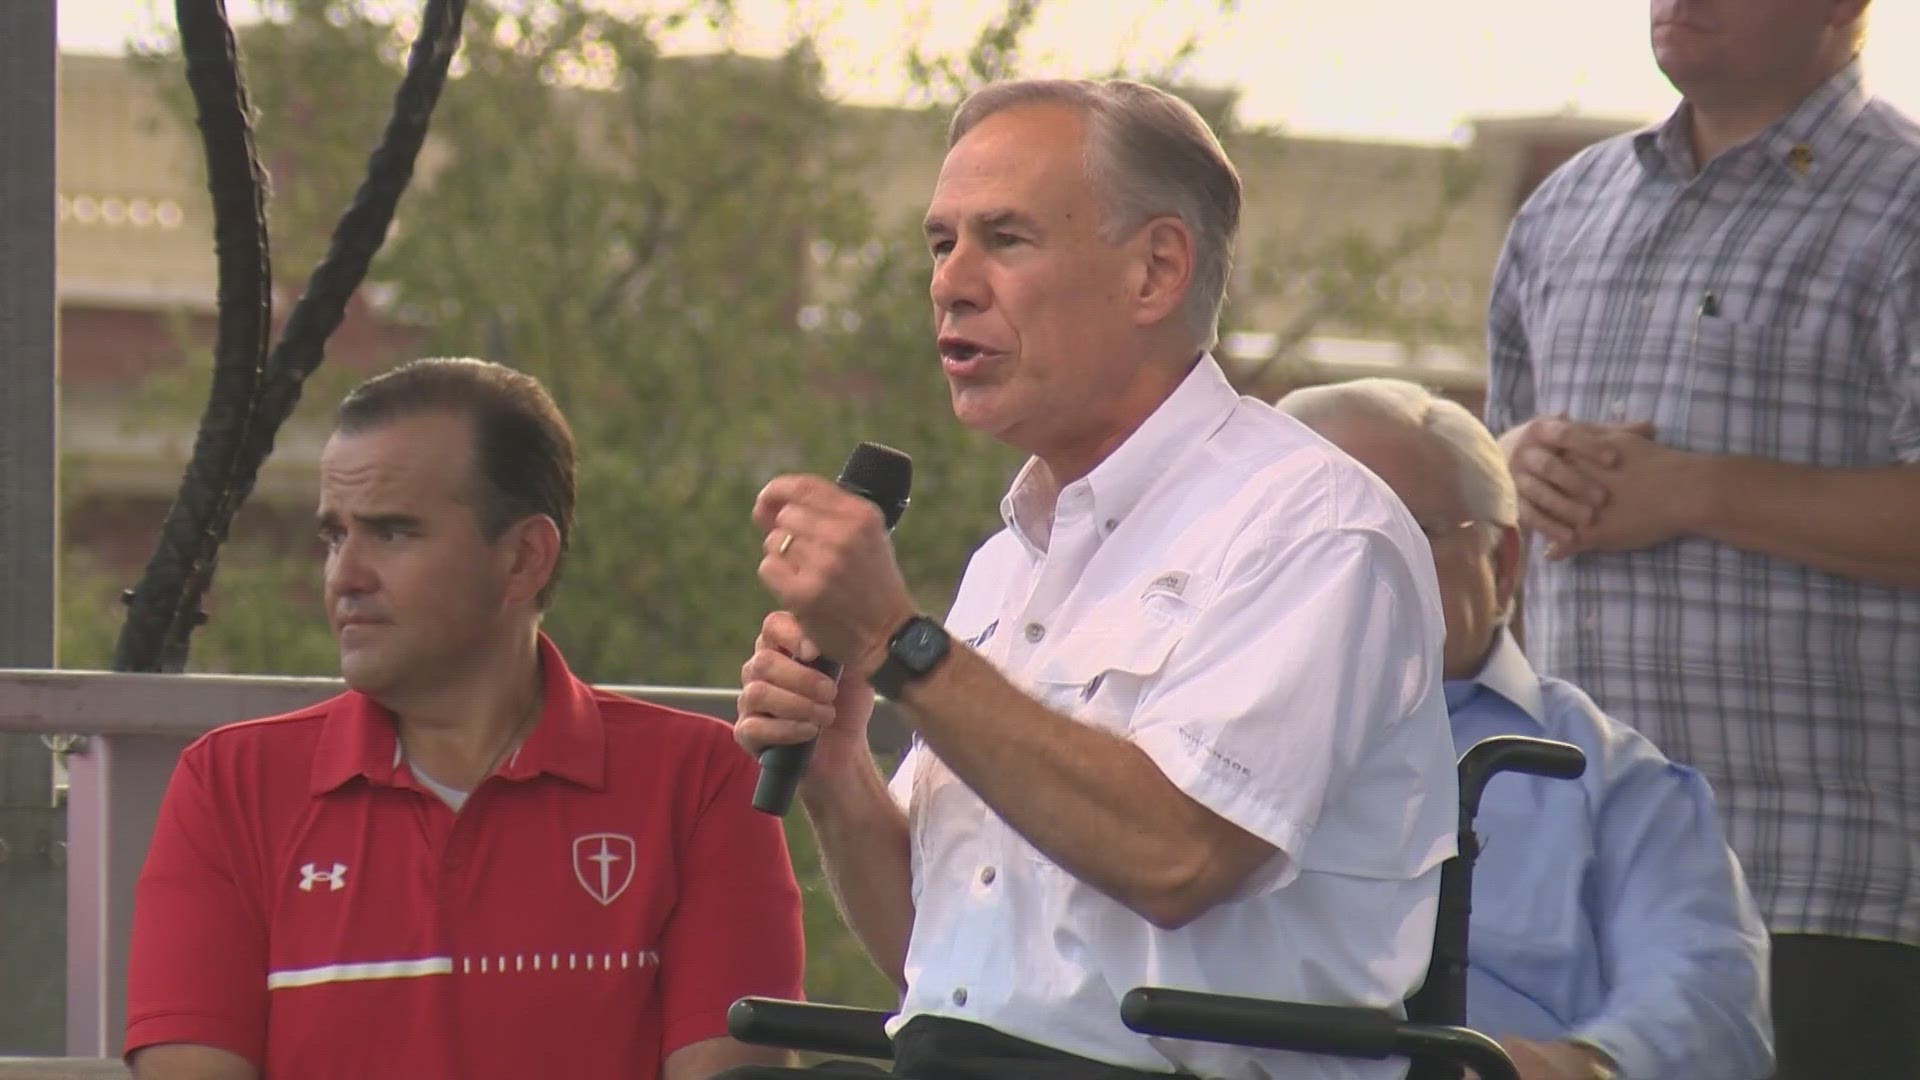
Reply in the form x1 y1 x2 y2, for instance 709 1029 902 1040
898 621 945 665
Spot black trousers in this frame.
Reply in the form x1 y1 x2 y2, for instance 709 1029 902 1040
716 1015 1186 1080
1770 933 1920 1079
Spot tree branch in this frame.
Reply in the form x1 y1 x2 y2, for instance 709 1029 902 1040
115 0 470 672
114 0 272 673
253 0 469 423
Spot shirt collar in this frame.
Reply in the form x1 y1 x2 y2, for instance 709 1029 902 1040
1633 111 1695 178
310 632 607 795
1000 353 1240 554
1634 58 1870 181
1759 58 1870 180
1444 626 1546 728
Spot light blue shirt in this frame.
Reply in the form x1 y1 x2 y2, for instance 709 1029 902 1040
1446 629 1774 1079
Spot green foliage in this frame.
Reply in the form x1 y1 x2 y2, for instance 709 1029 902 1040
904 0 1042 102
62 544 340 677
115 334 369 444
129 0 1027 694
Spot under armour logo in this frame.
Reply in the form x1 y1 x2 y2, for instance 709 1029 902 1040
299 862 348 892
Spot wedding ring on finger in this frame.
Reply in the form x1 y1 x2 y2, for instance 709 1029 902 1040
778 531 795 556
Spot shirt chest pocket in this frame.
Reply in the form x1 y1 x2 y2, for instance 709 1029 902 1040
1026 600 1194 734
1684 315 1884 465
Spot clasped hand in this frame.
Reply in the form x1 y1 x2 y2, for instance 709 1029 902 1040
1500 415 1702 559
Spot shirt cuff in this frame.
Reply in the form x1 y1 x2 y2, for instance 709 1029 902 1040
124 1013 264 1071
1130 723 1305 896
1569 1019 1651 1079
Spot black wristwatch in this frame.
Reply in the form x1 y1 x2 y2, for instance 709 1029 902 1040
868 615 951 700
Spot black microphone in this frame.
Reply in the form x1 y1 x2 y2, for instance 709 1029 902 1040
752 442 913 816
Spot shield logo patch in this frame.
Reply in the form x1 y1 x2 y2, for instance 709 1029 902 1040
572 832 637 906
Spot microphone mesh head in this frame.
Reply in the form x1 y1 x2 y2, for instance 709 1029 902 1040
838 442 913 529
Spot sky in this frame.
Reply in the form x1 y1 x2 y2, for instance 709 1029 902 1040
54 0 1920 144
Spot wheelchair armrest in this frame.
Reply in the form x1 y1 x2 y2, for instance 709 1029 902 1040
726 996 896 1059
1120 987 1519 1080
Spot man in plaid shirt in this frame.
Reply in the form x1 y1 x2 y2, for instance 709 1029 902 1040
1485 2 1918 1076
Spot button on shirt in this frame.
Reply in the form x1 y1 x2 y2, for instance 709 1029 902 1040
1486 61 1920 944
886 355 1459 1079
1448 629 1773 1080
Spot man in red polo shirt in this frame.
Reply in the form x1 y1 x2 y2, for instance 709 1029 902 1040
125 358 805 1079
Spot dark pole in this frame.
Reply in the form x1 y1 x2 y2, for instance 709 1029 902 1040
0 0 65 1051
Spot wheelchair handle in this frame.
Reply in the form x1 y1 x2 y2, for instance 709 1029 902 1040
1457 735 1585 818
726 996 895 1059
1121 988 1520 1080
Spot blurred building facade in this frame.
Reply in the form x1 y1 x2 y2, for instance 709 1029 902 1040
56 51 1639 567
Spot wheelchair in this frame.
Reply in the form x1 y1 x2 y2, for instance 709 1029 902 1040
729 734 1587 1080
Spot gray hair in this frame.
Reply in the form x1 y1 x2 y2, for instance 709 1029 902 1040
949 79 1242 352
1274 377 1517 528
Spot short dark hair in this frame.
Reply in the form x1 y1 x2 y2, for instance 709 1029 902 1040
335 357 576 606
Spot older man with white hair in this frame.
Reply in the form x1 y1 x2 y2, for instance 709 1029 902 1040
1278 378 1773 1080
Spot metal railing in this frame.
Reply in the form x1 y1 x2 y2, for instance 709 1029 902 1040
0 667 908 1057
0 1059 128 1079
0 667 909 744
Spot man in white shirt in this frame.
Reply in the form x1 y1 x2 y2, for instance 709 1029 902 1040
730 78 1459 1080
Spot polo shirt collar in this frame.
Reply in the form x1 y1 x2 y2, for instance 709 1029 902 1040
1445 626 1546 729
310 632 606 795
1634 58 1870 181
1000 352 1239 554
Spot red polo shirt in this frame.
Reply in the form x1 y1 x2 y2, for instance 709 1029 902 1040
125 635 805 1078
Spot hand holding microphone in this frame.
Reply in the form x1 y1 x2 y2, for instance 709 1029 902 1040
745 443 913 816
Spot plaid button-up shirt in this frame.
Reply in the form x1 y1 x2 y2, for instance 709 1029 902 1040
1486 62 1920 945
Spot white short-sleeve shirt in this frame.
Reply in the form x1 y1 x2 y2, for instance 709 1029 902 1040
886 356 1458 1079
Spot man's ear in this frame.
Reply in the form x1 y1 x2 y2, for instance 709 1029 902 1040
502 514 563 606
1131 216 1196 333
1492 522 1524 616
